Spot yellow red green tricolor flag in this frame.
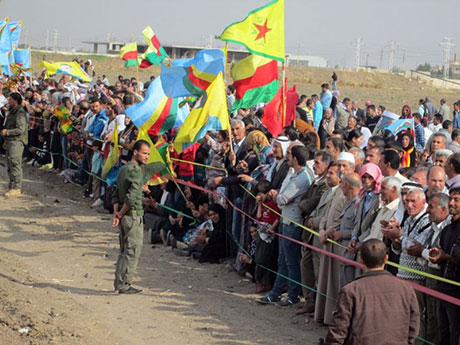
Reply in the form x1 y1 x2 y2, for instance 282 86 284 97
231 54 278 111
173 73 229 153
139 25 168 68
137 129 172 185
54 105 73 134
120 42 139 67
217 0 285 62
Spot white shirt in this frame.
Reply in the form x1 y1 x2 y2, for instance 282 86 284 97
428 123 442 133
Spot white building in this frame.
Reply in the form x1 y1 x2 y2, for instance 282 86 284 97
286 55 328 68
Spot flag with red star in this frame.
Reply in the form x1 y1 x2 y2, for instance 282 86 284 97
217 0 284 62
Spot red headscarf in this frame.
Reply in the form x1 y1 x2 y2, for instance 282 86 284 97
401 105 412 118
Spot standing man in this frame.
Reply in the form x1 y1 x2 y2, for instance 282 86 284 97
351 100 365 119
320 83 332 109
409 193 451 344
413 113 426 150
382 187 432 343
257 145 312 306
439 98 451 122
297 150 332 315
325 239 420 345
429 187 460 345
112 140 151 294
1 93 28 197
312 94 323 132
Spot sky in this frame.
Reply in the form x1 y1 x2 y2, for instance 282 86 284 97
2 0 460 69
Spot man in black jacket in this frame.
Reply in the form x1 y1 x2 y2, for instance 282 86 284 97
429 187 460 345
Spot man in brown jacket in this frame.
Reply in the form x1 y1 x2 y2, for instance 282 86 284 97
325 239 420 345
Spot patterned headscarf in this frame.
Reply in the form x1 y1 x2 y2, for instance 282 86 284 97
246 130 270 152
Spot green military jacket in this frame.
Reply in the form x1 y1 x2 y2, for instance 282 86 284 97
112 161 144 210
5 105 28 145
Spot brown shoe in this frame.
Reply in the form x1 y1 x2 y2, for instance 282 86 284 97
4 189 21 197
295 304 315 315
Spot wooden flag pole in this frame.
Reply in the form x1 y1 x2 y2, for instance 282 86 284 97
136 64 140 85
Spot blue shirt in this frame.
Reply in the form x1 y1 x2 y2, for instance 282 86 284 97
320 90 332 109
313 101 323 132
414 123 425 150
453 112 460 129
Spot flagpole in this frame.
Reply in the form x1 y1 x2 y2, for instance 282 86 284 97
136 64 139 85
29 47 33 87
281 56 287 128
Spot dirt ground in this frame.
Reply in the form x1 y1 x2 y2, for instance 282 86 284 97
0 160 326 345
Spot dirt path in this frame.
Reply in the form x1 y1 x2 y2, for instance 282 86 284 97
0 161 326 345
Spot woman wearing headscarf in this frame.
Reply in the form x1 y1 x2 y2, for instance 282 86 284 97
197 204 228 263
401 105 412 119
318 108 336 148
245 130 272 165
398 131 416 167
234 130 274 273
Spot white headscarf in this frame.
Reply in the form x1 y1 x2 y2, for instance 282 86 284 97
274 136 290 158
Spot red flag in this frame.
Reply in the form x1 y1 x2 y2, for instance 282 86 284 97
285 85 299 126
262 86 283 137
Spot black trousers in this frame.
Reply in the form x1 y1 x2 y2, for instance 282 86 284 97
438 299 460 345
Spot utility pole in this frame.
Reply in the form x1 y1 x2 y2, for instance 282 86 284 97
45 30 49 51
365 53 369 67
52 30 58 52
24 28 29 48
401 48 407 71
352 37 362 69
440 37 455 79
297 41 300 66
388 40 395 73
379 48 384 69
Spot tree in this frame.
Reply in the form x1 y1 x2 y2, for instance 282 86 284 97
416 62 431 72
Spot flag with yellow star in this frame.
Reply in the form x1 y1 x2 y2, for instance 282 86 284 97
217 0 284 62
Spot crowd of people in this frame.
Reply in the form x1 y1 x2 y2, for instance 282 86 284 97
1 67 460 345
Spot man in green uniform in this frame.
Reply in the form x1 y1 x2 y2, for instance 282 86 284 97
112 140 151 294
1 92 28 197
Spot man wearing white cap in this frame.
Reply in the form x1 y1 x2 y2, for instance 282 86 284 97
337 152 355 176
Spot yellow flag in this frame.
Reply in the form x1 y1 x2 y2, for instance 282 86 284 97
173 73 229 153
38 61 92 82
217 0 284 62
103 122 120 177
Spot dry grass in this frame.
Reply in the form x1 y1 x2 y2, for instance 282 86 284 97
31 52 460 114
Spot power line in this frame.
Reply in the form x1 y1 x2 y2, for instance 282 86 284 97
440 37 455 79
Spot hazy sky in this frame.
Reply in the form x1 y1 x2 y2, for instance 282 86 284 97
2 0 460 69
